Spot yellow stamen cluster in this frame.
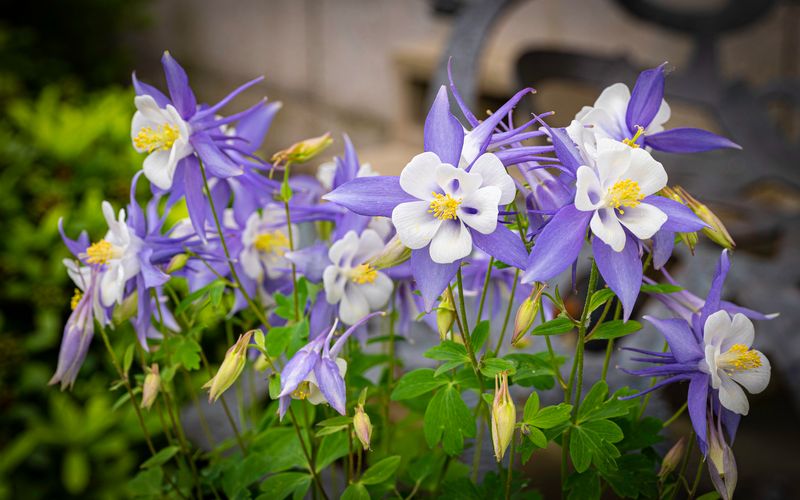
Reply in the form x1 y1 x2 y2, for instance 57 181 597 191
607 179 644 213
70 289 82 310
351 263 378 285
622 125 645 148
85 240 118 265
720 344 762 372
291 381 311 399
133 123 180 153
428 192 461 220
253 231 289 255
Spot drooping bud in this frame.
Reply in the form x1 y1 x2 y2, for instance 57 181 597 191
436 290 456 341
203 331 253 403
353 404 373 451
491 372 516 462
166 253 189 273
271 133 333 167
674 186 735 250
141 364 161 410
658 437 685 480
366 235 411 270
112 290 138 325
708 425 737 500
660 186 698 253
511 284 545 346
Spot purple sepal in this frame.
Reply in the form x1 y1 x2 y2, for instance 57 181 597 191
644 195 707 233
626 64 665 133
323 176 416 218
183 157 208 243
140 247 170 288
593 235 642 322
410 249 460 312
651 229 674 270
333 134 360 188
132 71 170 108
462 87 533 166
548 126 583 177
286 242 332 284
161 51 197 119
314 358 346 415
699 249 731 329
470 225 527 270
688 373 709 453
58 218 90 258
192 133 243 179
424 86 464 166
522 204 591 283
644 315 703 363
235 101 281 155
278 347 321 398
644 127 741 153
309 293 336 340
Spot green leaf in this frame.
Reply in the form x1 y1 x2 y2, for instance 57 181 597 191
523 392 540 422
360 455 401 485
569 428 593 473
341 483 370 500
479 357 516 377
254 329 266 350
590 320 641 341
317 416 353 427
408 454 445 484
526 426 547 448
529 403 573 429
140 446 180 469
267 320 308 358
268 374 281 400
531 317 574 336
588 288 616 313
471 320 490 351
434 360 467 377
391 368 448 400
423 385 476 456
259 472 310 500
566 470 600 500
127 467 163 498
640 283 683 294
600 454 659 499
696 493 721 500
251 428 307 474
570 421 623 473
62 449 90 494
315 425 348 437
163 336 202 371
122 343 135 376
208 280 225 306
315 432 349 472
582 419 623 443
424 341 469 362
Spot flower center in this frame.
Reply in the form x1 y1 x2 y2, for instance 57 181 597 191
253 231 289 255
70 289 82 310
350 263 377 285
85 240 120 265
622 125 645 148
134 123 180 153
428 192 461 220
607 179 643 213
718 343 762 372
291 381 311 399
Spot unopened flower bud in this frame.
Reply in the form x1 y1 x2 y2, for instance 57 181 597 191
254 353 271 372
366 235 411 270
141 364 161 410
658 437 685 480
112 290 138 325
511 285 545 346
674 186 735 250
437 291 456 341
708 426 737 500
491 372 516 462
353 404 373 451
203 331 253 403
272 133 333 166
166 253 189 273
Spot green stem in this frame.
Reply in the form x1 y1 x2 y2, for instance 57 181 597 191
494 269 520 355
456 268 470 336
600 301 622 381
687 457 704 500
470 405 485 482
477 257 494 322
199 350 248 454
384 289 397 454
289 407 329 500
505 433 515 500
662 402 689 428
669 430 695 500
281 162 301 321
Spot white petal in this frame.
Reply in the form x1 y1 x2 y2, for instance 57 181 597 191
323 265 346 304
100 264 125 307
351 229 384 264
328 231 359 268
718 376 750 415
575 166 604 211
730 351 770 394
134 95 170 122
339 285 370 325
458 186 500 234
469 153 516 204
399 152 441 200
720 313 755 352
240 247 262 280
595 139 631 186
646 99 671 133
625 148 668 195
577 108 621 142
703 310 732 349
617 203 667 240
143 149 176 190
359 272 393 309
391 201 442 250
435 164 482 197
590 208 625 252
429 220 472 264
593 83 631 121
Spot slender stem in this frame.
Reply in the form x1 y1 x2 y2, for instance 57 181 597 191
477 257 494 322
494 269 520 355
181 369 216 448
346 427 353 484
470 405 485 482
281 162 301 321
687 457 704 500
600 301 622 381
669 430 695 500
505 433 515 500
384 289 397 454
199 350 248 454
456 268 470 336
289 407 329 500
199 159 272 330
662 402 689 428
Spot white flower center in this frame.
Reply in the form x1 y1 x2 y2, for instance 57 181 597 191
253 230 289 255
605 179 643 213
717 344 762 373
84 239 123 265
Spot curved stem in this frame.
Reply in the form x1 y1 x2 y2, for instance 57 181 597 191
494 269 520 355
476 257 494 322
662 402 689 428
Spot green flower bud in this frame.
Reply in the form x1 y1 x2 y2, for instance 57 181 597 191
674 186 735 250
272 133 333 166
491 372 516 462
511 284 545 346
366 235 411 270
166 253 189 273
658 437 685 480
353 404 373 451
141 364 160 410
112 290 138 325
203 331 253 403
437 291 456 341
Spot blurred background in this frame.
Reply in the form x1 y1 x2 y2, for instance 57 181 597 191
1 0 798 498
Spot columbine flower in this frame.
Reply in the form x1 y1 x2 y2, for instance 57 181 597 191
569 63 740 153
240 207 295 281
622 250 773 452
277 313 383 419
323 230 392 325
324 85 532 309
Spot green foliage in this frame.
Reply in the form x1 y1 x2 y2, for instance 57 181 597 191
424 385 477 456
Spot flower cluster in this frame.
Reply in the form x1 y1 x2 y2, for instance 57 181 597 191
52 54 774 500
